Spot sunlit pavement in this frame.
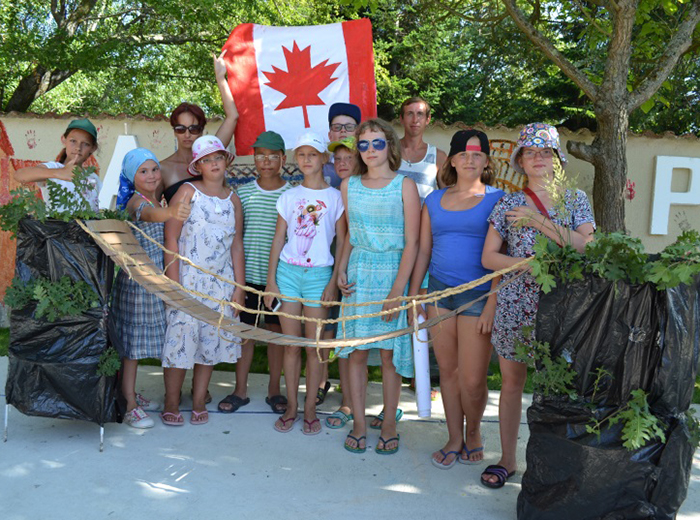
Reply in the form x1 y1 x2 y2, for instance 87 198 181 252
1 357 698 520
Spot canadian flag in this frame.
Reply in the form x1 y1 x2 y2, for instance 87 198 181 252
223 19 377 156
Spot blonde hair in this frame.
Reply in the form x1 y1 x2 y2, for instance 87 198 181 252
353 118 401 176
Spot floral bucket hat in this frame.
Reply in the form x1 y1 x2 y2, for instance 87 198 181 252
510 122 567 175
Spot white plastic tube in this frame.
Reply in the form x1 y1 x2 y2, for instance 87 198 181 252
412 312 432 417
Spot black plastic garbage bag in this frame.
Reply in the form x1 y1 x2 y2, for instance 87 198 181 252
534 276 662 407
518 275 699 520
5 218 118 425
517 398 694 520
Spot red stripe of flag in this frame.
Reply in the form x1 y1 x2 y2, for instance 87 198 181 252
343 19 377 120
223 23 266 156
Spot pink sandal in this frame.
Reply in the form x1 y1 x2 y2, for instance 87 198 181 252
274 416 298 433
160 412 184 427
303 418 322 436
190 410 209 425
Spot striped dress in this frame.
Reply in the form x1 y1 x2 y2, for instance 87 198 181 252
237 180 292 285
336 174 414 378
110 202 166 359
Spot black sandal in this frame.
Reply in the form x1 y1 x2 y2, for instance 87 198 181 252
265 395 288 414
316 381 331 406
217 393 250 414
480 465 516 489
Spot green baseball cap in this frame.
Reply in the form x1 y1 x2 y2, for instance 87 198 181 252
66 118 98 141
328 136 356 152
252 131 286 153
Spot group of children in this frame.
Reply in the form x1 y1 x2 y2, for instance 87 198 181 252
14 97 596 489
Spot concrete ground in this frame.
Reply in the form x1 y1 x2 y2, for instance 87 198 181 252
0 357 698 520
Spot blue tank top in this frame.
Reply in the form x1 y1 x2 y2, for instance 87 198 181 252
425 185 504 290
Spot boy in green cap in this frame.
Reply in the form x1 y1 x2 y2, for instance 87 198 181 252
217 131 292 414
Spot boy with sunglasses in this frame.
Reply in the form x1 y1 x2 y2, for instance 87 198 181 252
217 131 292 415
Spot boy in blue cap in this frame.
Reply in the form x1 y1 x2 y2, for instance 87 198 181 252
322 102 361 188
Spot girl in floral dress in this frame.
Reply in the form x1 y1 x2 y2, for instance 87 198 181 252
336 119 421 455
161 136 245 426
481 123 595 488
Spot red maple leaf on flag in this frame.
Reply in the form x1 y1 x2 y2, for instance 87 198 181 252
262 41 341 128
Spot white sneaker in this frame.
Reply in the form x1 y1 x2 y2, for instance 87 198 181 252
124 407 155 429
135 393 161 412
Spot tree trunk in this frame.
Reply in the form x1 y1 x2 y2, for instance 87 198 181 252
589 102 628 233
4 66 75 112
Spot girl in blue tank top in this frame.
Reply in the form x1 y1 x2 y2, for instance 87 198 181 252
408 130 504 469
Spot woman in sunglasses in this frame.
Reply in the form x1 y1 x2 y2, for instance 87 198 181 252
161 50 238 204
336 118 421 455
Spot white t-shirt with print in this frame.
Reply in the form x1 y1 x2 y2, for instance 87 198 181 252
38 162 102 212
276 185 344 268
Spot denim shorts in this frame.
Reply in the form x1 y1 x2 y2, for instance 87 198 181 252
276 261 332 308
428 275 488 317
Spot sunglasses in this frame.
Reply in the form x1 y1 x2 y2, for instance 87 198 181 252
173 124 204 135
357 138 387 152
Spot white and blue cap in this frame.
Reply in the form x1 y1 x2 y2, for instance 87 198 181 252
293 132 326 153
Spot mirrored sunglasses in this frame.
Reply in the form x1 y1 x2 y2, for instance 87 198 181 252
357 138 387 152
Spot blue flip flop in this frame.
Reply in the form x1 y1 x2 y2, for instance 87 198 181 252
344 434 366 454
459 442 484 465
325 410 353 429
431 448 461 469
375 434 400 455
369 408 403 430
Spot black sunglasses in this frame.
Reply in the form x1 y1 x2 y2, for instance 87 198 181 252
173 124 204 135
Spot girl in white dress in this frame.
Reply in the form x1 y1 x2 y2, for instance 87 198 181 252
161 136 245 426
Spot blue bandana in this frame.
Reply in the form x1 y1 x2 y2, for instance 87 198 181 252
116 148 160 210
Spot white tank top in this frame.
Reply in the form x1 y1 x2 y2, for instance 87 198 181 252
396 143 438 204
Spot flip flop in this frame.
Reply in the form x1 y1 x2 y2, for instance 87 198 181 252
459 444 484 465
217 394 250 414
273 416 299 433
265 395 288 414
480 465 516 489
190 410 209 425
160 412 184 427
344 434 366 454
316 381 331 406
303 418 322 436
369 408 403 430
325 410 353 429
431 448 461 469
376 434 400 455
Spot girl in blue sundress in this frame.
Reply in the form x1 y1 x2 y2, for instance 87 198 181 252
336 118 421 455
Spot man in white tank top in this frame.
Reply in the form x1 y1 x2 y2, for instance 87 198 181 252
396 96 446 203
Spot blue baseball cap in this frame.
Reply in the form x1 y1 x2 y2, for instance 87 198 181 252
328 103 361 125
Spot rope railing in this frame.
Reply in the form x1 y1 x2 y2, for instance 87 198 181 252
77 219 531 358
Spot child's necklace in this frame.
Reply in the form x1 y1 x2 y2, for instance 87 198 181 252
134 190 157 208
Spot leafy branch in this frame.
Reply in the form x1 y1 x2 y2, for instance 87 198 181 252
4 275 99 322
531 229 700 292
96 347 121 377
586 389 666 451
514 329 578 400
0 165 128 237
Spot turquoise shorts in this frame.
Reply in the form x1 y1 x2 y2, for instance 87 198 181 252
276 261 332 308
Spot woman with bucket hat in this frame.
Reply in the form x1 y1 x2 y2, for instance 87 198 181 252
481 123 596 488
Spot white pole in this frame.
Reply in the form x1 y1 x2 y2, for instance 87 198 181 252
3 404 8 442
99 426 104 452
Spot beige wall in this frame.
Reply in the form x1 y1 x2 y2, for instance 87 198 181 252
2 114 699 252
